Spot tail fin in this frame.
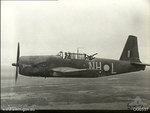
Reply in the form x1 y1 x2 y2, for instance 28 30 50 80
120 35 141 62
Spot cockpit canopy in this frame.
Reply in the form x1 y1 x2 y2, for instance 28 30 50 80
57 51 87 60
57 51 98 60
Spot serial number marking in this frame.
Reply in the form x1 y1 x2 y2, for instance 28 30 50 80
88 62 117 74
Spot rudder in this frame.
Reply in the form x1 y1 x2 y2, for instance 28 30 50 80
120 35 141 62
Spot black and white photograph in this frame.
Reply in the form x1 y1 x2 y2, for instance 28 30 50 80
1 0 150 111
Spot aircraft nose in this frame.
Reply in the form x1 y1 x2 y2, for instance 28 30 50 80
12 63 19 66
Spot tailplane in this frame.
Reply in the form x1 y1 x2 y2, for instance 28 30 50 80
120 35 141 62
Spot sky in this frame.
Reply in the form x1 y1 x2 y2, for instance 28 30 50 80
1 0 150 66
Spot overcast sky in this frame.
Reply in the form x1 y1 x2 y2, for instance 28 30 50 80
1 0 150 66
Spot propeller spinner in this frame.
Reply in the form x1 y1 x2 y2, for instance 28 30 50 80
12 42 20 83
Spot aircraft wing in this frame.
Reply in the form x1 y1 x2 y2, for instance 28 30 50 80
52 67 87 73
51 67 97 77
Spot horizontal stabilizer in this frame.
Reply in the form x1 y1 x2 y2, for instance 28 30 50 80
131 62 150 66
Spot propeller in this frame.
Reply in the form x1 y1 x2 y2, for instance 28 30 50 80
12 42 20 83
87 53 98 60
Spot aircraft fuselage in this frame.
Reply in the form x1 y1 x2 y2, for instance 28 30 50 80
12 35 149 81
18 56 145 78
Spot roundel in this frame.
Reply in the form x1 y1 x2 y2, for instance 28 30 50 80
103 64 110 71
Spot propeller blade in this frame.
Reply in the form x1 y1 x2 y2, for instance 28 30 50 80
17 42 20 64
15 66 18 83
15 42 20 83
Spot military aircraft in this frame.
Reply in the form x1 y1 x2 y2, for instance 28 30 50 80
12 35 150 82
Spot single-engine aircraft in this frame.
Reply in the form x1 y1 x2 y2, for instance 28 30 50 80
12 35 150 82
